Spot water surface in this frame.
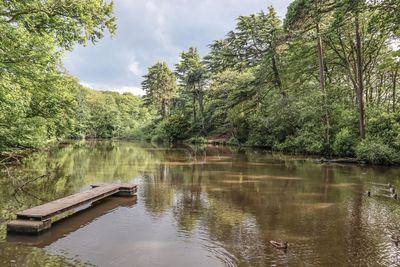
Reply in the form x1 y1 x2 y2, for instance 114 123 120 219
1 141 400 266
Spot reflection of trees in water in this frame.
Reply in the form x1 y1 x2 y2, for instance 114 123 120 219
142 164 175 216
140 147 400 266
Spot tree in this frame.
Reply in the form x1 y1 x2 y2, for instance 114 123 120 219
175 48 207 131
285 0 337 146
324 0 394 139
206 7 287 97
142 63 176 119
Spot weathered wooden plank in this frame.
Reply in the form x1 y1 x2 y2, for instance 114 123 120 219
91 183 137 197
16 184 120 220
7 219 51 234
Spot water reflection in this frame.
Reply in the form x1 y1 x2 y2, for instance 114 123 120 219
1 141 400 266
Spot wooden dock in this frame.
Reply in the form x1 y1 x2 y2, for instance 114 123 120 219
7 183 137 234
7 197 137 247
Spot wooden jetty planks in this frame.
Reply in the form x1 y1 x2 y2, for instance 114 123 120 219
8 183 137 234
17 184 120 220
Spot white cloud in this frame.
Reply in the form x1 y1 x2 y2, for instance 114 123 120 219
80 82 145 96
119 86 145 96
128 61 143 76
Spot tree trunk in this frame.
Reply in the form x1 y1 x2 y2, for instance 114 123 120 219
355 13 366 139
316 22 331 146
161 99 167 119
192 93 197 124
164 98 170 118
393 62 399 112
198 84 205 134
271 46 286 98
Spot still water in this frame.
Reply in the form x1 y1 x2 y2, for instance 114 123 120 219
1 141 400 266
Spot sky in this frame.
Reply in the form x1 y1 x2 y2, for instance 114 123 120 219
63 0 292 96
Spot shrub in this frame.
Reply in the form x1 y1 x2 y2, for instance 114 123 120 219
367 111 400 149
150 114 191 143
356 139 399 165
333 128 356 156
274 126 325 154
150 120 170 143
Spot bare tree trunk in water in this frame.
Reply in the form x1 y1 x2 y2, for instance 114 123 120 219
316 22 331 146
355 14 366 139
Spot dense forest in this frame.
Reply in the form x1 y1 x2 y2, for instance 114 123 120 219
143 0 400 165
1 0 399 165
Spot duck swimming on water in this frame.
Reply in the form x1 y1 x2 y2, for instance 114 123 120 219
391 234 400 245
270 240 288 250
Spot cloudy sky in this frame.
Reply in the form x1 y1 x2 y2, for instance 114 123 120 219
63 0 292 96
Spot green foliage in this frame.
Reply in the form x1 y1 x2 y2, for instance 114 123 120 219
356 139 399 165
141 0 399 165
175 47 208 133
150 114 191 143
0 0 120 151
0 1 154 151
0 0 116 49
366 110 400 149
142 62 176 119
333 128 357 156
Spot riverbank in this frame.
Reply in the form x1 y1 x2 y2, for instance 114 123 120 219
184 135 399 166
1 137 398 167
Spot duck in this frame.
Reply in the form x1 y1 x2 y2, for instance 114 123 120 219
366 190 371 197
391 234 400 244
270 240 288 250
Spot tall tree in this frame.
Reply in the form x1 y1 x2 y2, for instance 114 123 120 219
142 62 176 119
285 0 337 146
175 48 207 131
324 0 394 139
206 7 286 97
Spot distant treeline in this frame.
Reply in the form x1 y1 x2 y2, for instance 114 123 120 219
142 0 400 165
1 76 152 150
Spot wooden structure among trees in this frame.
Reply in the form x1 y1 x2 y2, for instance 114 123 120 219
7 184 137 234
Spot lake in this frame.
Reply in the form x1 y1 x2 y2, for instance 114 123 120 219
1 141 400 266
